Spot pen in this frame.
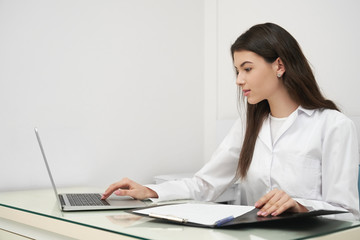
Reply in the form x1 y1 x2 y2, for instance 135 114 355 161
149 213 187 223
215 215 234 227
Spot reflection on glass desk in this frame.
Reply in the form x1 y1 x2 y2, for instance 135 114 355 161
0 187 360 240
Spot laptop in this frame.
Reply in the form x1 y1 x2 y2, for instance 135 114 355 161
34 128 150 211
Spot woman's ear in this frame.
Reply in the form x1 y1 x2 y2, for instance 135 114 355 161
273 57 286 78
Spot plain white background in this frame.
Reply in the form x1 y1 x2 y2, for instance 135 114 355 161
1 0 359 191
0 0 205 191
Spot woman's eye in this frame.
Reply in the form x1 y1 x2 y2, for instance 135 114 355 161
245 68 252 72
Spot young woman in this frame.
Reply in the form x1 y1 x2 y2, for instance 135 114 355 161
102 23 359 220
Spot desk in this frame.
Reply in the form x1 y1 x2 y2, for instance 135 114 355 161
1 188 360 240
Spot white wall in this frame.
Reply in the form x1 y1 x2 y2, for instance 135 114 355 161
204 0 360 159
0 0 204 191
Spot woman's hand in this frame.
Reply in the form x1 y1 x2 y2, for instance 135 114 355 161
255 189 308 217
101 178 158 200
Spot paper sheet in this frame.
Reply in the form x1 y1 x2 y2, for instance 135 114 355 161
134 203 255 226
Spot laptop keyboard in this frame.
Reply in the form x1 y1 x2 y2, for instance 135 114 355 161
66 193 110 206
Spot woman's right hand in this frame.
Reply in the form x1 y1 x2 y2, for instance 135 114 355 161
101 178 158 200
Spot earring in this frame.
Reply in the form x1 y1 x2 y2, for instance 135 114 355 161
277 73 282 78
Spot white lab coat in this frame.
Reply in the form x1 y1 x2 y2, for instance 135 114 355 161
147 106 360 220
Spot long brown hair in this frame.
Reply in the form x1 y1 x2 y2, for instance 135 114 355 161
231 23 339 179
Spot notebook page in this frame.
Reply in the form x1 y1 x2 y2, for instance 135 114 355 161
134 203 255 226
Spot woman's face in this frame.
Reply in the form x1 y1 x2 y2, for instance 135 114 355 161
233 50 283 105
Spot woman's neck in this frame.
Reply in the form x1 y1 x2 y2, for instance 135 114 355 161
268 88 299 118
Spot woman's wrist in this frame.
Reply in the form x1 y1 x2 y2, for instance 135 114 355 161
295 201 308 212
145 187 159 199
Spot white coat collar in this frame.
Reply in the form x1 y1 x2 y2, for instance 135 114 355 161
258 106 313 150
297 106 315 116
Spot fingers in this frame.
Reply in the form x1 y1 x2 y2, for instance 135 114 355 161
258 190 293 217
254 189 277 209
102 178 159 200
113 189 132 197
255 189 306 217
101 178 133 200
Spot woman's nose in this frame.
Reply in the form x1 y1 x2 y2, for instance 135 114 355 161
236 73 245 86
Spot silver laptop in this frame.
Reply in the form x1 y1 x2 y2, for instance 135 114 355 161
34 128 149 211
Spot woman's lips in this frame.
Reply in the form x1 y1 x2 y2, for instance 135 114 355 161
243 89 251 97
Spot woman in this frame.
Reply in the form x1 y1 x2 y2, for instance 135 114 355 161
102 23 359 219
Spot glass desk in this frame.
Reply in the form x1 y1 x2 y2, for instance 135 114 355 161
1 187 359 240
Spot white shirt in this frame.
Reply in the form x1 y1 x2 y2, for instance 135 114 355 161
270 115 287 144
147 106 360 220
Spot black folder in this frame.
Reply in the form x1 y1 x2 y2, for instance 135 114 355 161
219 208 347 228
129 203 347 228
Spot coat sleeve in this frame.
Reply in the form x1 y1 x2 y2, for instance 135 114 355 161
145 118 244 202
295 115 360 220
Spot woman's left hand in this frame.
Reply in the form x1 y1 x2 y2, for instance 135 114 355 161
255 189 308 217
